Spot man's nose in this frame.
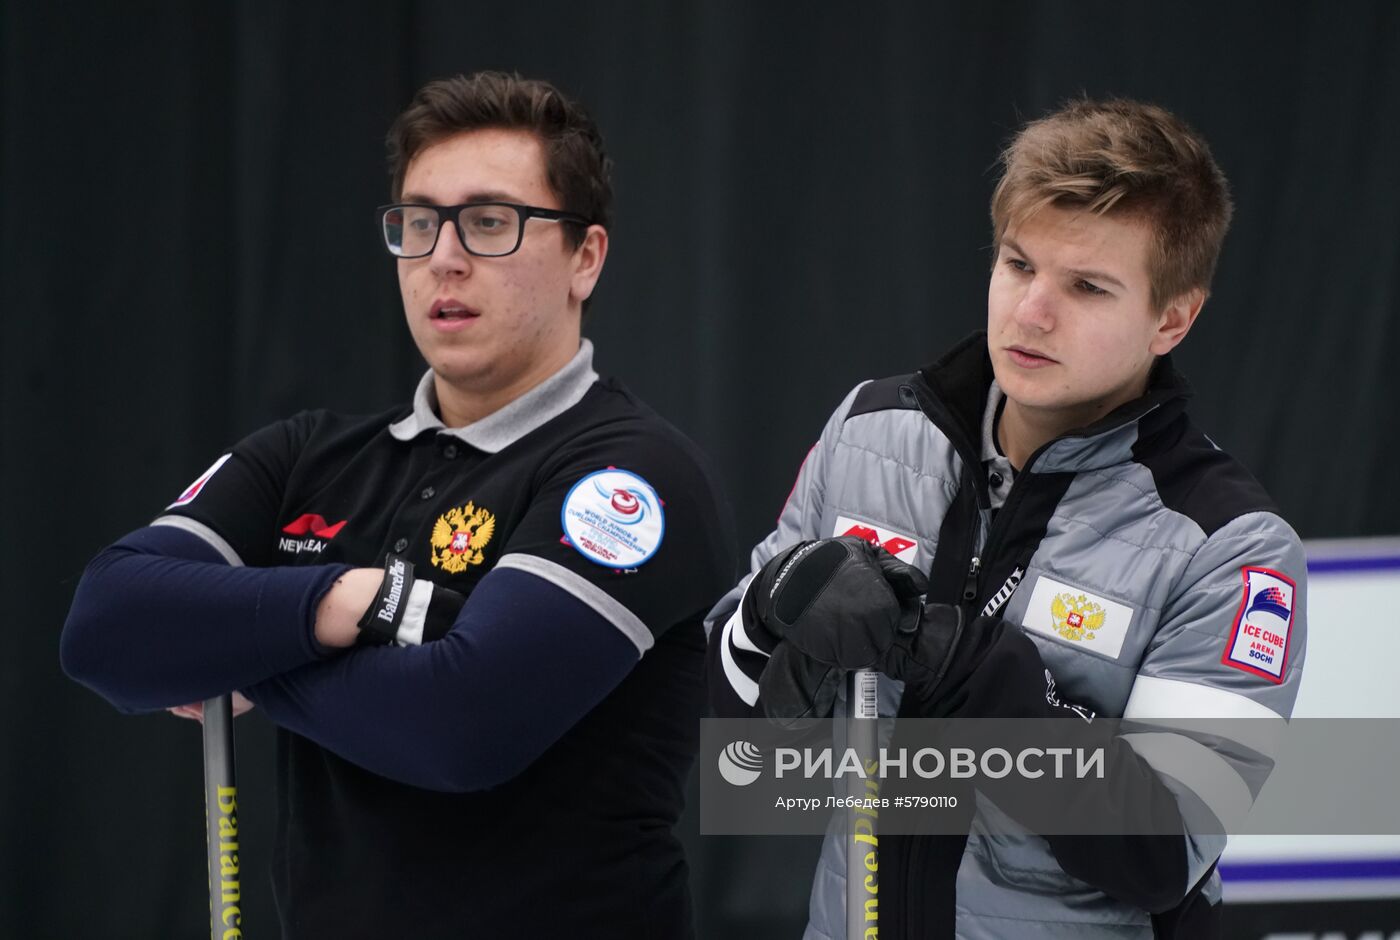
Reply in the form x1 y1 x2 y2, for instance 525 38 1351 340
1014 276 1056 331
428 221 472 276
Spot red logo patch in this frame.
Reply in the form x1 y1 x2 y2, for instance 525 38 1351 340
282 514 348 539
841 525 916 558
1221 566 1296 684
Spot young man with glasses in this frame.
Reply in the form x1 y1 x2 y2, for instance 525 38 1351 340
708 99 1306 938
62 72 735 938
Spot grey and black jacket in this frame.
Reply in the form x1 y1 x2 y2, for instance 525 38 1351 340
706 333 1307 939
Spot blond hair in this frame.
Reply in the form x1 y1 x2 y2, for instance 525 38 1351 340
991 98 1233 309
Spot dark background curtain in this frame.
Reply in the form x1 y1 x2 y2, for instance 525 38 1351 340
4 2 1398 936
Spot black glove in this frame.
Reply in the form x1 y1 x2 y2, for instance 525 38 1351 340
356 555 465 646
743 537 962 726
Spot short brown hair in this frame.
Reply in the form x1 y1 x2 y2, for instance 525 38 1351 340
990 98 1233 309
387 72 613 247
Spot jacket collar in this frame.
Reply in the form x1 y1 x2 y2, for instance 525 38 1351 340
388 339 599 453
915 331 1192 474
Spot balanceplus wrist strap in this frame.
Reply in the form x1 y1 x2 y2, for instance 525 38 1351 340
357 555 456 646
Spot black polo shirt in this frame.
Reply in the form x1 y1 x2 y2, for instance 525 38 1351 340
156 341 736 938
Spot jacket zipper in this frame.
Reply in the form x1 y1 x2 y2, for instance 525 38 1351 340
962 555 981 604
965 470 1031 605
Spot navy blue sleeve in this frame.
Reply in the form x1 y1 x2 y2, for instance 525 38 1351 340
242 567 640 793
60 524 347 713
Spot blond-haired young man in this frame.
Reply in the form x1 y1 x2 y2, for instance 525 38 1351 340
708 99 1304 938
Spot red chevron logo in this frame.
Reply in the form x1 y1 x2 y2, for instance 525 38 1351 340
841 524 916 557
282 514 348 538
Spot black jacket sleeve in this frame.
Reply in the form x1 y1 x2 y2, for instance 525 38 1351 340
910 615 1195 912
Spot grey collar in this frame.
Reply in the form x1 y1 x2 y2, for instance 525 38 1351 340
980 381 1007 464
388 339 599 453
980 382 1016 510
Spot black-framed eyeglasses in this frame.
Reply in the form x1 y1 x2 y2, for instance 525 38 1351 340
377 202 594 258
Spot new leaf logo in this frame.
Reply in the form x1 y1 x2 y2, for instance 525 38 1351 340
282 515 347 538
278 514 347 555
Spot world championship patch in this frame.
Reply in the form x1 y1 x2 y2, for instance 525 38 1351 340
561 468 664 569
1221 566 1295 684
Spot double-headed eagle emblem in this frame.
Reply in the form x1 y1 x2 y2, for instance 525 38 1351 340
1050 592 1105 642
430 501 496 573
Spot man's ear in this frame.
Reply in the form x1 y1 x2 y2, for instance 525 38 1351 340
1150 287 1206 356
569 225 609 304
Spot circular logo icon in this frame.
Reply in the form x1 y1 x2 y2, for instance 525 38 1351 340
561 469 665 569
718 740 764 787
610 489 640 516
